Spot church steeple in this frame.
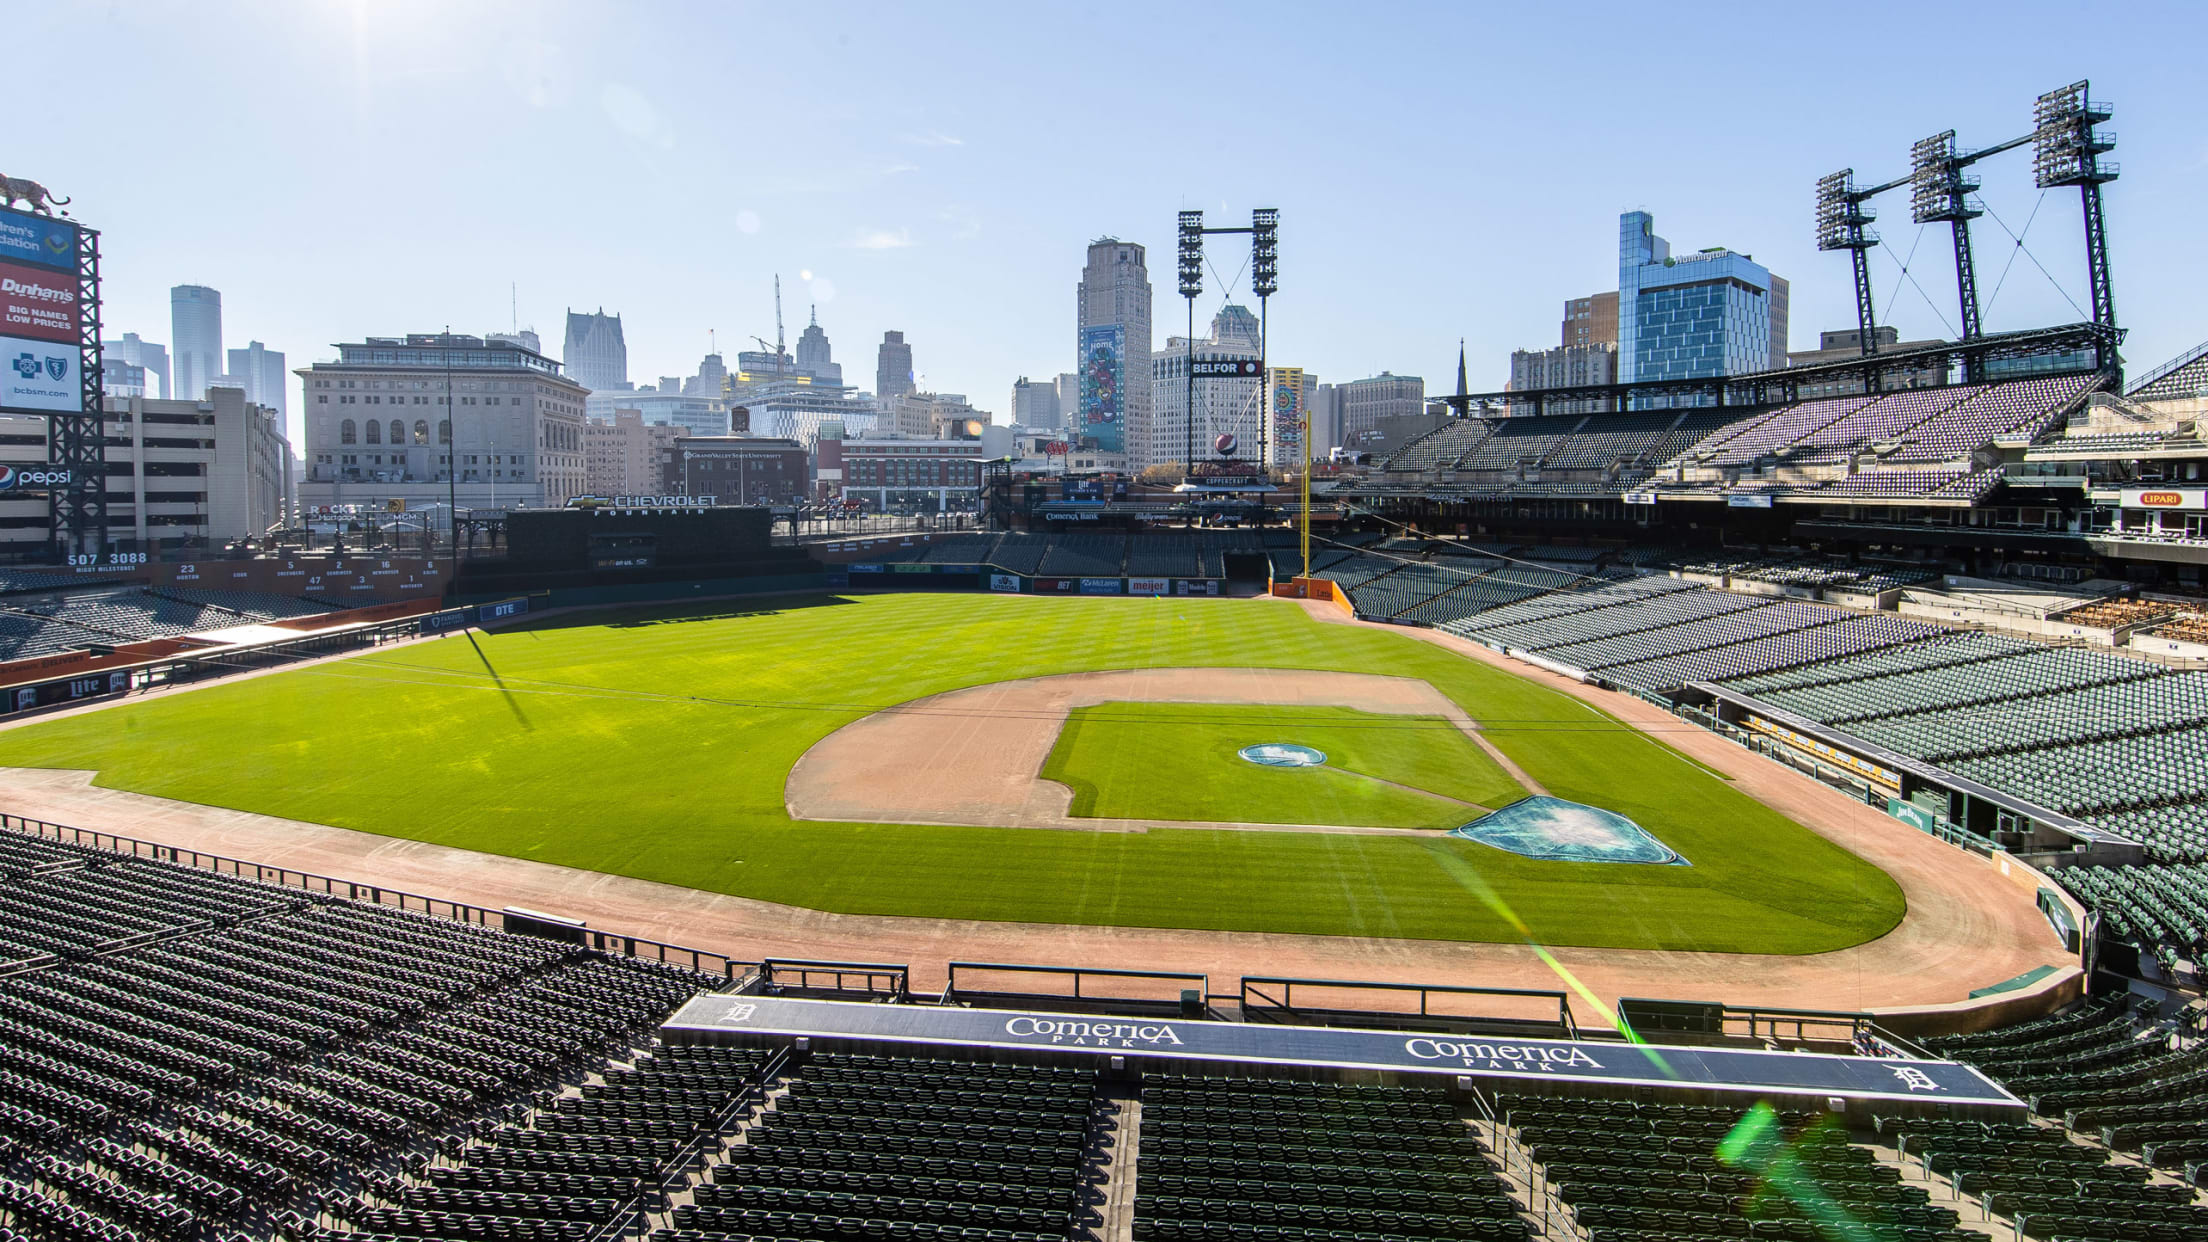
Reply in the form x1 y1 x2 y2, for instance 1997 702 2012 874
1455 339 1468 399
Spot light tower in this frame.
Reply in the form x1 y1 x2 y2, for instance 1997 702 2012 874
2033 80 2120 370
1814 170 1881 364
1910 130 1985 380
1251 208 1278 467
1177 211 1203 473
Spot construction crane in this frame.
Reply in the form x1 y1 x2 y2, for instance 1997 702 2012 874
748 275 788 381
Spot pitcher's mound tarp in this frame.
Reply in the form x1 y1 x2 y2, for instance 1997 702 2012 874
1451 795 1688 866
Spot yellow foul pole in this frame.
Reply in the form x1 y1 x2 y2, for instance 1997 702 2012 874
1299 403 1311 580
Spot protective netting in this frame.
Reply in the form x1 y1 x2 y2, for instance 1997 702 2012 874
1450 795 1688 866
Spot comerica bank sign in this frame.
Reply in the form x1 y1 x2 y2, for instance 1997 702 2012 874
662 995 2020 1108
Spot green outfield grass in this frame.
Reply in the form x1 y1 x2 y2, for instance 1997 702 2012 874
0 593 1906 952
1043 702 1524 827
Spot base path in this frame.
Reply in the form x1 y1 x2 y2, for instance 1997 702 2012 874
0 597 2071 1025
786 667 1524 833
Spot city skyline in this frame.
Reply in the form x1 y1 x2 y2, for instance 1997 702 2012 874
21 1 2207 450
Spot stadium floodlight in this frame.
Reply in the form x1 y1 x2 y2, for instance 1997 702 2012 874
1911 131 1986 351
2032 80 2117 189
1909 132 1980 224
1250 208 1278 298
1177 211 1202 470
1250 207 1278 475
2032 79 2120 352
1176 210 1204 299
1813 170 1877 252
1814 170 1880 356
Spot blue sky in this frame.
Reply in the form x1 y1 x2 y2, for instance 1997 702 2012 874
20 1 2206 443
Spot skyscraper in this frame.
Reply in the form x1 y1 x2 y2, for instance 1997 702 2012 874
1054 373 1080 429
226 340 288 415
795 306 841 386
876 331 914 401
171 285 222 401
562 308 628 392
1615 211 1787 402
1211 304 1260 349
1337 373 1426 446
685 352 729 400
102 333 169 399
1010 376 1061 430
1075 238 1151 462
1152 316 1259 469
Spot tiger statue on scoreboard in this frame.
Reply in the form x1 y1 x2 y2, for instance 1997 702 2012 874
0 177 70 217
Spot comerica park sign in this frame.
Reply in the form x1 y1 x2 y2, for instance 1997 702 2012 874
663 995 2021 1109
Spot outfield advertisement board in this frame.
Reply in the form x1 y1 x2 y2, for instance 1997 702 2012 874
1 333 80 412
989 574 1021 592
2119 488 2206 510
0 260 80 343
8 669 129 715
1127 577 1169 596
1175 580 1221 596
664 995 2020 1108
1079 577 1123 595
1078 324 1125 454
0 209 77 272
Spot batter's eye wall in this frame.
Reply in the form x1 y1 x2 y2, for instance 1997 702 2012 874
503 508 774 569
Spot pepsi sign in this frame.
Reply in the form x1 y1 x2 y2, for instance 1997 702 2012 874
0 465 70 490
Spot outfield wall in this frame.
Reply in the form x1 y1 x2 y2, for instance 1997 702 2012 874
832 563 1227 598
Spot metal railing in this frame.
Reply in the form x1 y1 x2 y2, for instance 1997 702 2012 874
942 961 1207 1015
758 957 910 1000
0 812 755 981
1241 976 1577 1038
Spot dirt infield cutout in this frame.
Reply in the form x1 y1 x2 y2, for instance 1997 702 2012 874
785 668 1540 834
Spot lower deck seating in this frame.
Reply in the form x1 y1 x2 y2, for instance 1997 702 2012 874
664 1050 1097 1242
1914 999 2208 1216
0 823 727 1242
1501 1094 1974 1242
1137 1074 1527 1242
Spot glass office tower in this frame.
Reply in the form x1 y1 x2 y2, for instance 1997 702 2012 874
1617 211 1785 405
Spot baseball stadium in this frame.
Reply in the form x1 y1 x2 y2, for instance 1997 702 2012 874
2 75 2207 1242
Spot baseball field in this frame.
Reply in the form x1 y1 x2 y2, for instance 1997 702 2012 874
0 592 1906 952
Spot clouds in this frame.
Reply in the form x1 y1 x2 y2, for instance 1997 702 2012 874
848 227 916 250
904 129 964 147
502 40 569 109
600 83 674 150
